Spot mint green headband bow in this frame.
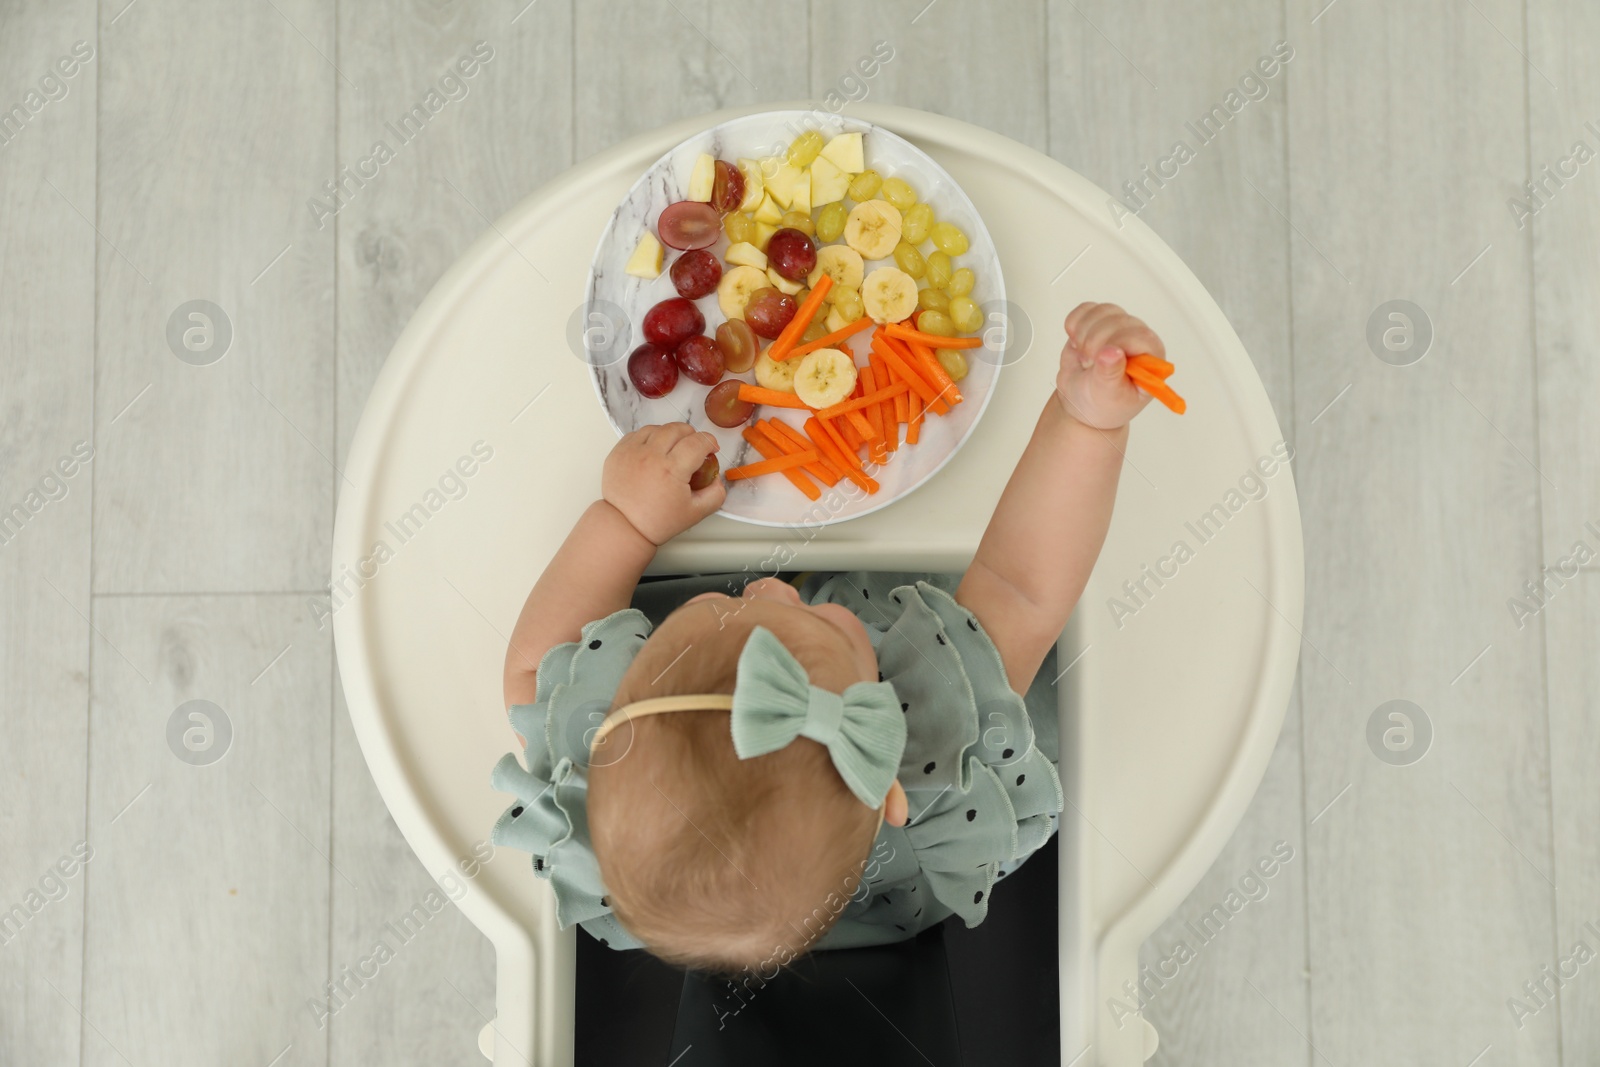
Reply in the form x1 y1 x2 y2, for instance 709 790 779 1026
729 626 907 807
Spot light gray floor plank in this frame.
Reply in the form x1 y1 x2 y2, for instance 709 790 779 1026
1287 1 1556 1064
1046 4 1307 1062
81 595 332 1067
0 3 97 1065
574 0 811 161
1528 1 1600 1060
813 0 1049 155
329 4 572 1060
91 0 335 594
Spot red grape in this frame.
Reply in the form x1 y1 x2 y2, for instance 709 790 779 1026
711 160 746 215
675 334 724 386
688 454 720 491
743 288 798 339
670 249 722 300
642 297 705 349
705 379 756 428
627 343 678 398
657 201 721 250
766 227 817 281
714 319 759 373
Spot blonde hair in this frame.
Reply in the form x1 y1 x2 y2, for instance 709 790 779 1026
587 611 880 976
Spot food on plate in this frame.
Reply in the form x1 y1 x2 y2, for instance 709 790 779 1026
819 132 864 173
743 287 798 339
675 334 724 386
627 343 678 398
670 249 722 300
658 201 721 250
716 265 769 320
725 241 768 270
687 153 716 201
735 158 765 211
753 347 799 392
642 296 705 349
792 348 858 409
843 200 902 260
705 379 757 428
766 227 817 281
861 267 917 324
806 244 864 293
606 124 1003 497
711 160 745 214
714 319 759 373
625 232 664 279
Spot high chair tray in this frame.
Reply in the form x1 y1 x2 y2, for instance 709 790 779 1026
332 103 1304 1067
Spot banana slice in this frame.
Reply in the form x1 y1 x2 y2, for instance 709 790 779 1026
807 244 864 292
862 267 918 324
793 348 859 409
717 265 770 321
753 346 799 392
844 200 903 260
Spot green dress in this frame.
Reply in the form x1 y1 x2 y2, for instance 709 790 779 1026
490 571 1064 952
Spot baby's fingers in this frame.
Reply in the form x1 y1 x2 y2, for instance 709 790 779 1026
1108 322 1165 362
666 429 719 478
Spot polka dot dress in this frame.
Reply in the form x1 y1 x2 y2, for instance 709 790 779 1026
489 570 1065 953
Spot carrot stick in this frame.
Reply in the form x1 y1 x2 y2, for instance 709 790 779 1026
788 315 873 359
860 364 885 451
844 408 875 441
1127 353 1174 380
763 418 841 485
906 340 963 407
869 353 898 452
740 425 821 500
810 417 861 471
1127 364 1187 414
814 380 909 421
726 451 818 480
872 333 946 415
894 384 909 427
737 384 811 409
806 417 878 494
835 411 865 451
907 390 925 444
768 275 834 361
885 322 983 349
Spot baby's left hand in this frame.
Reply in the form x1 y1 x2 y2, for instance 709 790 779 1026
602 423 725 545
1054 302 1165 430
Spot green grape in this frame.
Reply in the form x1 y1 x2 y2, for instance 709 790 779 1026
827 283 858 306
787 130 825 167
929 222 970 256
916 310 956 337
816 201 848 243
917 287 949 312
779 210 815 237
946 267 975 297
902 203 934 244
802 321 828 343
893 240 926 279
834 290 864 322
925 251 952 289
948 295 982 333
881 177 917 212
848 169 883 202
936 348 969 382
724 213 755 245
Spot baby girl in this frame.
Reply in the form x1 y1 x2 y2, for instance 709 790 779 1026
492 302 1165 976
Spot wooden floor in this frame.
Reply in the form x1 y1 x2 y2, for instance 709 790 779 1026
2 1 1594 1064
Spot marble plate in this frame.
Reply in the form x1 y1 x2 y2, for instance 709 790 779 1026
584 109 1005 527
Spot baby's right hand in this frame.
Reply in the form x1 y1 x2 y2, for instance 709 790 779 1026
602 423 725 546
1054 302 1164 430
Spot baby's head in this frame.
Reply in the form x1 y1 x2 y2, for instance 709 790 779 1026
587 578 907 974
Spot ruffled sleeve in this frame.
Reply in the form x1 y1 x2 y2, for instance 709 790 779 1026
489 608 653 949
803 573 1065 938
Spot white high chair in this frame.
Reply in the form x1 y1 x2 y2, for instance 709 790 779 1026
332 104 1303 1066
